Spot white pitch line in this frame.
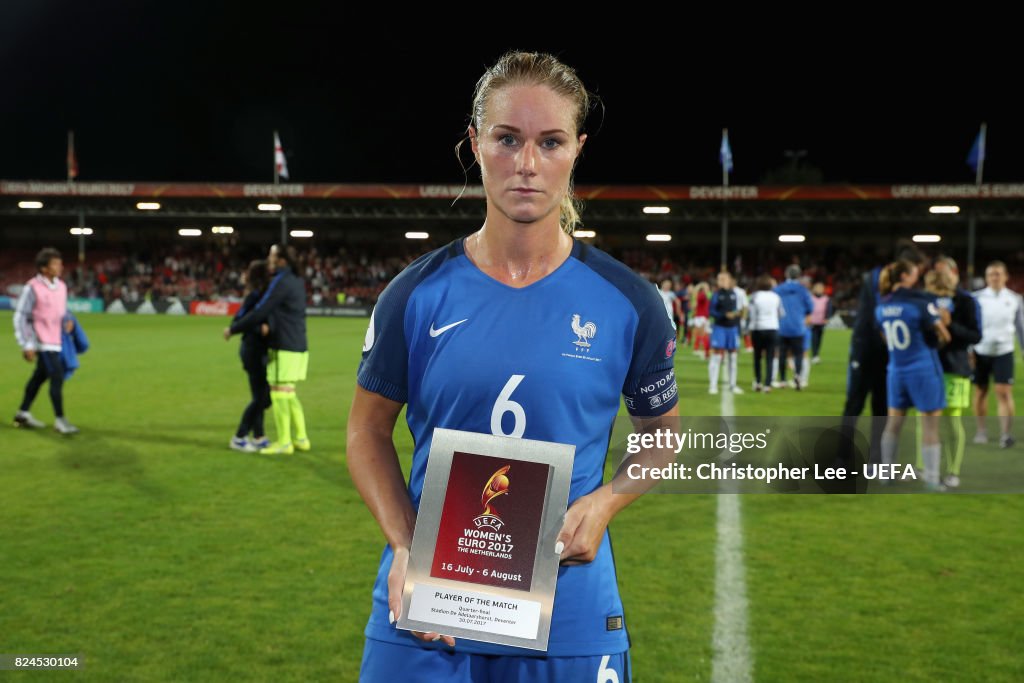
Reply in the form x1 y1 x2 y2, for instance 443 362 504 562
711 386 753 683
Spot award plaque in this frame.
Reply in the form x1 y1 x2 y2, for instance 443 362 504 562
396 428 574 650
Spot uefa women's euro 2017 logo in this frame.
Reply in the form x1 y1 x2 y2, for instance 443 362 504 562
474 465 510 532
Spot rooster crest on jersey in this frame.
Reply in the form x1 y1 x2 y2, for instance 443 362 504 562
474 465 511 532
571 314 598 349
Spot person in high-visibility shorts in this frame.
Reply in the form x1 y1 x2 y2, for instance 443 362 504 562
225 244 310 455
914 260 981 487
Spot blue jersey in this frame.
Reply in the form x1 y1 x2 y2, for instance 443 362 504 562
709 288 738 327
357 239 678 657
875 288 942 375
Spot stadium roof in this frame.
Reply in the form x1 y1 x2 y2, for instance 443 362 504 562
2 181 1023 224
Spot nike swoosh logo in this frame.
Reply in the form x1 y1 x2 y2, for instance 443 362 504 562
429 319 468 337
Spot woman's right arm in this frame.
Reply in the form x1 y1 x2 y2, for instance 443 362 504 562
346 385 455 646
346 385 414 552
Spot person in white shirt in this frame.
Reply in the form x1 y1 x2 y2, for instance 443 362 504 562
733 277 752 354
748 275 784 392
972 261 1024 448
659 278 681 329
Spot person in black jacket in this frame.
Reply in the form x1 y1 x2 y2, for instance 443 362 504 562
919 258 982 488
224 244 309 455
229 260 272 452
839 243 926 472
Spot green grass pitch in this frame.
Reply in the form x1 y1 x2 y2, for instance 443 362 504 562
1 313 1021 681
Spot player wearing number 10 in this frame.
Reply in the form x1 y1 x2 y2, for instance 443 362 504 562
346 51 679 682
874 260 951 490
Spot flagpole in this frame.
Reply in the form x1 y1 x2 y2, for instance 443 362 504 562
67 130 86 264
721 128 729 271
975 122 986 186
67 130 75 182
274 130 287 245
967 122 986 282
77 211 86 265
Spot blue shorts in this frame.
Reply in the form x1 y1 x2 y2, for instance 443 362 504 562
887 370 947 413
359 637 630 683
710 325 739 351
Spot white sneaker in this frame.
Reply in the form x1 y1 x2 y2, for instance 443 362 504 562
812 356 821 365
230 436 257 453
709 386 719 395
942 474 961 489
973 432 988 445
752 382 762 392
54 417 80 435
14 411 45 429
786 379 797 389
730 385 744 394
771 381 785 389
1000 434 1016 449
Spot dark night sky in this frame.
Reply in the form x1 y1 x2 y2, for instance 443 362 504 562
1 2 1020 187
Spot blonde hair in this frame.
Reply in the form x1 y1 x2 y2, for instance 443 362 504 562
467 51 591 234
925 269 955 297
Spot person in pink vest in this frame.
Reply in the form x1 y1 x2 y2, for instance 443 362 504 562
13 247 79 434
809 281 832 364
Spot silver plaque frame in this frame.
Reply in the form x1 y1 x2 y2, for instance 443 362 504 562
396 427 574 651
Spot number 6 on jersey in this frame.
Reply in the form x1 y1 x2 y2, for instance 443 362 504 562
491 374 527 438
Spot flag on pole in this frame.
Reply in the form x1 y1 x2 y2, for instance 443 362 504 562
967 124 986 173
274 130 289 181
67 130 78 181
719 128 733 174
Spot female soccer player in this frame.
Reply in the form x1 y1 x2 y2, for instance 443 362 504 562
690 281 712 358
708 270 742 394
347 51 678 682
875 260 951 491
918 262 981 487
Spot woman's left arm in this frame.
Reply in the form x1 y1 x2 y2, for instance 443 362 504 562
556 405 680 564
